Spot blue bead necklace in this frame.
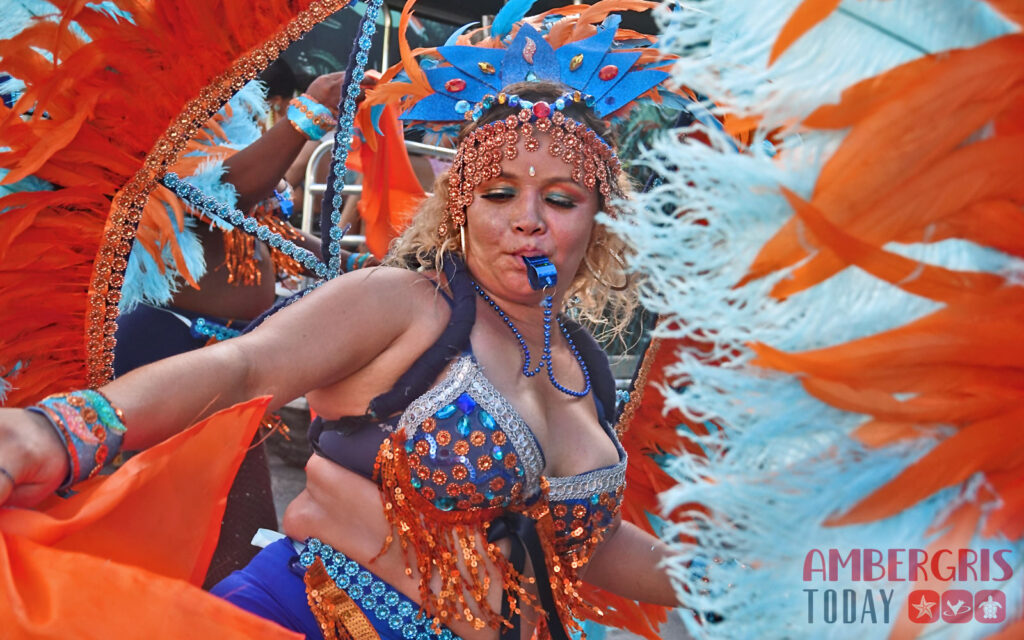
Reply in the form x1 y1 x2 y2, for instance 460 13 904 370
472 282 591 398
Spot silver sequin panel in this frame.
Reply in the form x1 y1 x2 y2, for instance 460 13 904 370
546 454 627 502
398 355 545 498
397 354 627 503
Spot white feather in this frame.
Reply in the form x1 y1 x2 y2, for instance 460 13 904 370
614 2 1024 636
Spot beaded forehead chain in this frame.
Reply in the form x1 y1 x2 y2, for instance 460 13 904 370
440 91 623 237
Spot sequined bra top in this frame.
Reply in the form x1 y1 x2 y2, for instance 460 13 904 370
396 353 627 548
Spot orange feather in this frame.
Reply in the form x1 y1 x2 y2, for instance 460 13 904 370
830 406 1024 525
769 0 842 65
775 188 1006 303
743 35 1024 288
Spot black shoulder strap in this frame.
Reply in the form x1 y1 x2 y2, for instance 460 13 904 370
366 254 475 419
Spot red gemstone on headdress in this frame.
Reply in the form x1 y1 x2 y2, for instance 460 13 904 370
598 65 619 81
445 78 467 92
532 101 551 118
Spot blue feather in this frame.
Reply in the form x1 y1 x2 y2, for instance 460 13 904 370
85 2 136 24
491 0 538 41
614 2 1024 637
444 21 479 46
369 104 386 136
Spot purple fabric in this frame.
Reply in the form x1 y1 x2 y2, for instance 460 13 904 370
212 537 461 640
112 304 232 377
210 538 322 639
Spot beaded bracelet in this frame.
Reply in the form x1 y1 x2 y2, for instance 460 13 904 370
287 94 337 140
27 390 127 495
190 316 242 342
344 252 373 273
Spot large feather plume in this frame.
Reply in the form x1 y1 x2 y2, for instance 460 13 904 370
611 1 1024 637
0 0 341 403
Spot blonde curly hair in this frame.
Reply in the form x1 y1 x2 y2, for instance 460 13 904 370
387 82 638 342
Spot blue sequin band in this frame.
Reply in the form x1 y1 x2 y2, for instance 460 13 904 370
323 0 383 277
299 538 456 640
161 172 329 279
190 316 242 342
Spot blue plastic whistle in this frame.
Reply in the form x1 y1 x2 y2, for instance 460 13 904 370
522 255 557 290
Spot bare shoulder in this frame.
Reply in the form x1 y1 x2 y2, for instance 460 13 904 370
237 266 452 402
266 265 451 348
322 265 449 324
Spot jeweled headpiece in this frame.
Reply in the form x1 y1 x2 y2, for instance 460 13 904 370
365 0 676 238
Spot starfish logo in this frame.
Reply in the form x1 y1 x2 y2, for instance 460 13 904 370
908 590 939 623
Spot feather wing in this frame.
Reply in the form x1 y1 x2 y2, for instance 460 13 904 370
613 1 1024 637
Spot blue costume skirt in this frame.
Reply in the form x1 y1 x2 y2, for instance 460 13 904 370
211 536 461 640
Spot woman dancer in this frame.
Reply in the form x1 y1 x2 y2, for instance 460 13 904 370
0 8 681 640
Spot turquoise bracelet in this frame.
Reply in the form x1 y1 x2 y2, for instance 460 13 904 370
344 252 373 273
287 94 336 140
27 390 126 494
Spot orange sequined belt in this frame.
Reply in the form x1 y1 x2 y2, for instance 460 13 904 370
298 538 462 640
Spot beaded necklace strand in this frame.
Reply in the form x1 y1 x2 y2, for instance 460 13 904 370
472 282 591 398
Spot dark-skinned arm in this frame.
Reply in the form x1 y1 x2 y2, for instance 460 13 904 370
225 72 344 211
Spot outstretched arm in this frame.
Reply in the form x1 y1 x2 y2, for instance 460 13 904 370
225 71 344 212
0 267 436 507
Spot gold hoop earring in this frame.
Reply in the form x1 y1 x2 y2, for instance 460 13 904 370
460 225 466 257
583 242 628 291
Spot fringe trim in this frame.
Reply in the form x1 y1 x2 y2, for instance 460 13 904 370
375 430 610 638
304 557 380 640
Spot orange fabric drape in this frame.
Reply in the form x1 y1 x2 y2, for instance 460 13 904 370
349 103 427 258
0 397 300 639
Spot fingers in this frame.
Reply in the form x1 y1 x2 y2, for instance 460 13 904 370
0 408 69 508
0 464 13 505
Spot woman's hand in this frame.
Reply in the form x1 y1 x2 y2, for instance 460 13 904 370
305 70 380 114
0 408 69 508
305 71 345 115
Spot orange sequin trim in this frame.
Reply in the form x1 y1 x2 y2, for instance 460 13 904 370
86 0 352 386
305 557 382 640
374 431 618 639
439 112 621 239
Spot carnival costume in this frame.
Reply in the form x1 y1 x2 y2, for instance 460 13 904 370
0 1 685 639
6 1 1019 639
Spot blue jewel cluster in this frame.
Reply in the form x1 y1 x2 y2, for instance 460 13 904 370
405 390 525 511
299 538 453 640
189 317 242 342
472 283 590 397
162 172 329 279
324 0 383 277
